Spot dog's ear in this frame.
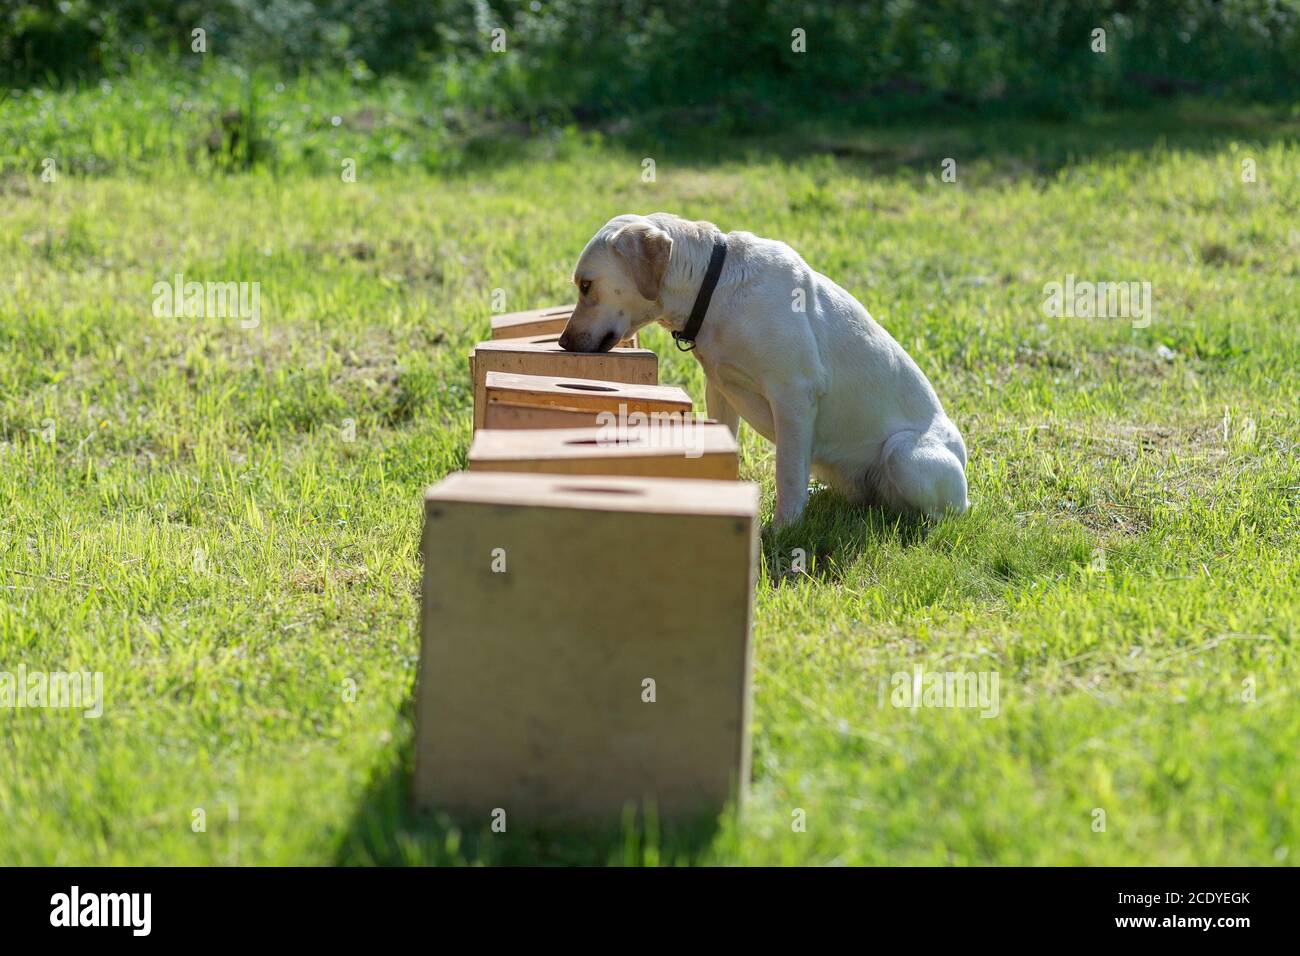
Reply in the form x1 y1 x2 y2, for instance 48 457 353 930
611 221 672 301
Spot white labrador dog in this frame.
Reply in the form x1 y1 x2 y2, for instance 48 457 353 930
558 213 968 527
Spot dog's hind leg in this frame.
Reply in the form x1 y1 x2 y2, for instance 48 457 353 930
877 427 969 519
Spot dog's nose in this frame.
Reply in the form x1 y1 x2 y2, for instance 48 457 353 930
558 329 577 351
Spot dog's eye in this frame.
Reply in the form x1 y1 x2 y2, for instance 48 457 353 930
579 280 592 296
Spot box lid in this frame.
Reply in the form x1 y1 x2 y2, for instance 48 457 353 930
426 471 759 518
484 371 689 403
474 338 654 359
469 424 738 461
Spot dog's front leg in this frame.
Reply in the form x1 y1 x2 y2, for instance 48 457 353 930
770 395 815 528
705 380 740 436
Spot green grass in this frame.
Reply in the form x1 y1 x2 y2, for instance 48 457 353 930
1 89 1298 865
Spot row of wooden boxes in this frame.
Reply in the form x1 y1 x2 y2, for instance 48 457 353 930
414 305 760 827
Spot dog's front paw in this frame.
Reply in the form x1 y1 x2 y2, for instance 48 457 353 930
771 507 804 530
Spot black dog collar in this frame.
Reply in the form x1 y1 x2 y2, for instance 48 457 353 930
672 235 728 352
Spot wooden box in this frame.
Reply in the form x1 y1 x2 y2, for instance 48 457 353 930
481 401 615 430
490 305 575 340
490 324 638 349
468 424 739 480
471 340 657 429
468 336 587 397
482 372 691 435
414 471 759 824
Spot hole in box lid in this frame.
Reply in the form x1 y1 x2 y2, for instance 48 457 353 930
563 436 640 446
557 382 618 392
556 485 646 495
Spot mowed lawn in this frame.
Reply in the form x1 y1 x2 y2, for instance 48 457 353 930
1 107 1298 865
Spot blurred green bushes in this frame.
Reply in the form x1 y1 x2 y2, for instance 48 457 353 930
3 1 1298 121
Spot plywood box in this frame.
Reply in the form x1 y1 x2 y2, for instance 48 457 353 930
414 471 759 824
482 401 618 430
489 306 639 348
473 333 642 384
482 400 718 433
490 305 575 340
482 372 691 435
492 328 639 349
468 424 739 480
471 340 657 429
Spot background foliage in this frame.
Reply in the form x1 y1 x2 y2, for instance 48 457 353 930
4 0 1299 120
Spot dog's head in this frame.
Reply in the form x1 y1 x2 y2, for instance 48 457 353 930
559 215 673 352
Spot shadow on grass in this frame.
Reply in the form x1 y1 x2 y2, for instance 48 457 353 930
446 98 1300 183
657 101 1297 174
761 485 933 586
334 712 725 866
